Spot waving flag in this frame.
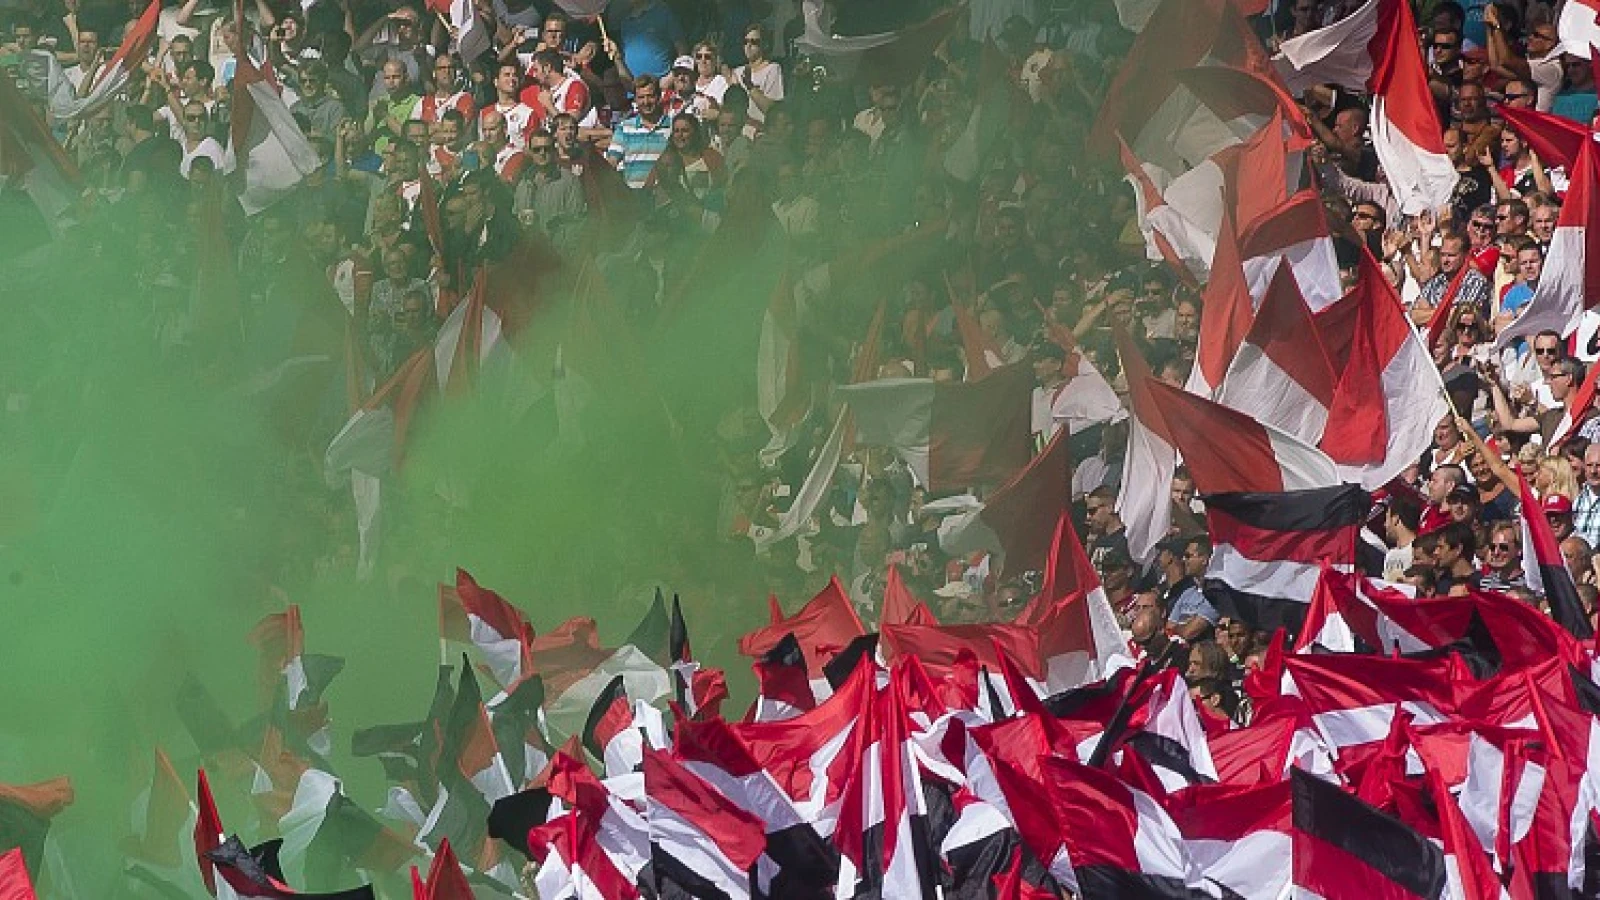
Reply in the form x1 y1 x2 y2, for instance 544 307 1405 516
1116 329 1178 564
1119 137 1220 279
1560 0 1600 57
0 780 71 882
738 577 867 692
1289 767 1447 899
838 364 1034 491
58 0 160 120
1518 474 1596 639
1035 756 1209 899
936 426 1072 577
1497 138 1600 348
438 570 532 690
1215 260 1339 445
1496 102 1591 171
227 52 320 215
1204 485 1370 633
0 73 81 236
1319 250 1450 489
1089 0 1266 173
1164 781 1293 899
1187 208 1255 398
1274 0 1457 214
1238 190 1344 312
641 749 765 900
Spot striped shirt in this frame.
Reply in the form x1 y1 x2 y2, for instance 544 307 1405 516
606 112 673 189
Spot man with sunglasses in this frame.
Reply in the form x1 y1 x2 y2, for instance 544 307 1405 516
512 132 585 252
1479 522 1525 592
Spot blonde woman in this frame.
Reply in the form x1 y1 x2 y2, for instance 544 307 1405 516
688 42 729 118
1536 455 1578 502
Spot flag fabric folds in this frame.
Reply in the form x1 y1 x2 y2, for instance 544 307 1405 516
1274 0 1457 214
837 364 1034 491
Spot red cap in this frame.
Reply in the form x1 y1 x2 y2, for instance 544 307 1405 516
1543 493 1574 516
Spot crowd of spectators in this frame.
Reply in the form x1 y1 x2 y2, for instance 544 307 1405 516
11 0 1600 729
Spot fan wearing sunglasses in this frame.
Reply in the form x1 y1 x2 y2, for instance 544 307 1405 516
1478 522 1524 590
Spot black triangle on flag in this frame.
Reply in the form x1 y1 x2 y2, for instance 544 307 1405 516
205 834 376 899
486 787 554 861
824 634 880 690
980 666 1009 721
1571 664 1600 717
762 631 805 668
581 674 631 763
669 593 690 665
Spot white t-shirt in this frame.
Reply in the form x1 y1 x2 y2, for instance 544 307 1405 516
732 62 784 124
180 136 225 178
689 74 729 118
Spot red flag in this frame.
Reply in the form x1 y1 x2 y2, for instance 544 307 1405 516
414 838 473 900
0 850 37 900
880 564 933 626
1188 206 1254 396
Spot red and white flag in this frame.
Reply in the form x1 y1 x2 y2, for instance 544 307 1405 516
227 52 320 215
59 0 160 120
1163 781 1293 900
1498 138 1600 348
0 74 81 235
1089 0 1267 174
1496 102 1591 172
1559 0 1600 57
1285 653 1456 752
837 364 1035 491
410 838 472 900
1115 330 1178 564
527 616 670 745
1146 379 1342 495
438 569 532 690
641 749 766 900
1119 137 1221 279
1274 0 1457 215
1215 260 1339 445
1011 510 1129 687
1035 756 1209 898
1318 249 1450 489
1238 190 1343 312
935 426 1071 578
1517 474 1597 639
738 577 867 697
1186 208 1255 398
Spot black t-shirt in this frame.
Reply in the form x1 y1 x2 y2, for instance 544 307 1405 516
1087 528 1131 571
121 135 183 190
1450 165 1493 221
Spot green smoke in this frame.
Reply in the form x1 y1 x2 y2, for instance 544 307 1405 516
0 185 833 894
